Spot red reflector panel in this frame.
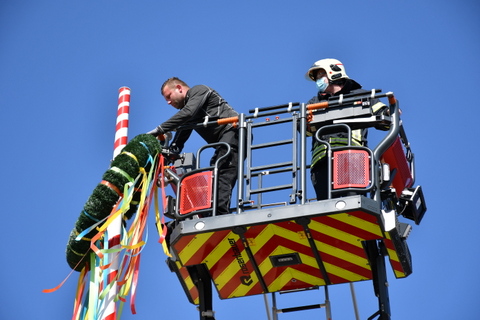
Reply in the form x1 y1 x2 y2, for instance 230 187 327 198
179 171 213 215
333 150 370 189
381 137 413 197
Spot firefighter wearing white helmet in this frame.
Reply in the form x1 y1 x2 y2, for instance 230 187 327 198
305 58 349 82
305 58 387 200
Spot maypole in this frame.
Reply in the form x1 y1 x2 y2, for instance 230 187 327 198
114 87 131 158
99 86 131 320
46 85 163 320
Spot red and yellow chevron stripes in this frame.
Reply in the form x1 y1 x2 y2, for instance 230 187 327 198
383 231 410 278
171 209 403 300
174 260 199 304
172 229 264 299
244 221 326 293
309 210 383 284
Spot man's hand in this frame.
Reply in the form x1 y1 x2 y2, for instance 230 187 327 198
146 126 161 136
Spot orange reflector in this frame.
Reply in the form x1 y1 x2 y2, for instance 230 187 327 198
179 171 213 215
333 150 370 189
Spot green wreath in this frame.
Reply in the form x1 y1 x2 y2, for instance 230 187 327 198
66 134 161 271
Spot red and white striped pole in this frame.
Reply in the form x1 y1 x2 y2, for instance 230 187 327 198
101 87 131 320
114 87 131 158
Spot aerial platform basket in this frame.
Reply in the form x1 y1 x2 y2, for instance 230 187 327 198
167 195 411 304
161 89 425 320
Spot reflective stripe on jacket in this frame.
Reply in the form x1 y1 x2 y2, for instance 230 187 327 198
311 132 363 168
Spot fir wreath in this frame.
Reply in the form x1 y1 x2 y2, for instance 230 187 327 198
66 134 162 271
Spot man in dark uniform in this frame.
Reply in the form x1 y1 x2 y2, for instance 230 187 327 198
148 77 240 215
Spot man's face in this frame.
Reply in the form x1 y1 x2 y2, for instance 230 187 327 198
162 84 185 109
314 69 327 81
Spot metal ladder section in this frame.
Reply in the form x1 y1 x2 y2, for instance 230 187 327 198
240 104 363 320
244 112 303 209
263 287 333 320
261 271 362 320
242 106 333 319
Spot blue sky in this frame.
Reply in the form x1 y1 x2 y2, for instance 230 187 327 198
1 1 480 319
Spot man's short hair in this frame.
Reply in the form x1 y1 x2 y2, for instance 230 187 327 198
161 77 189 95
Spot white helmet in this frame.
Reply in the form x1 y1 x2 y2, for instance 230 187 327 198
305 58 349 82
